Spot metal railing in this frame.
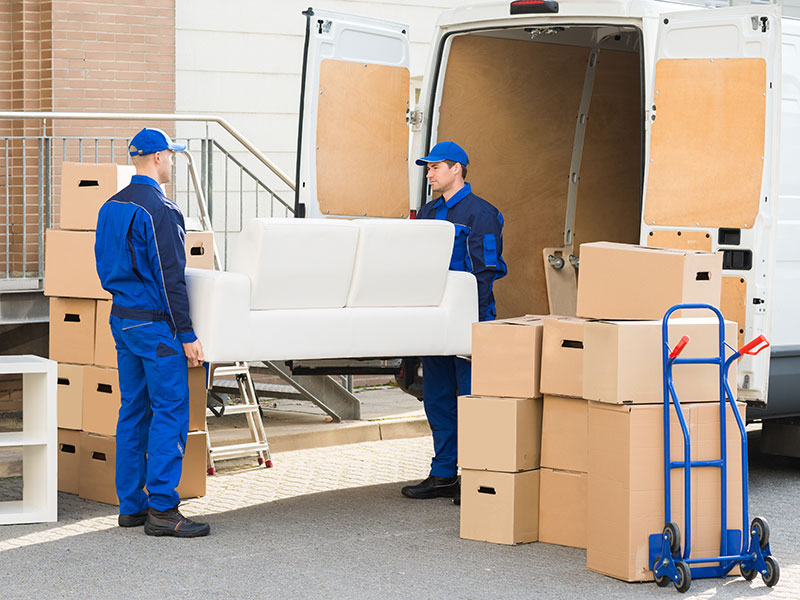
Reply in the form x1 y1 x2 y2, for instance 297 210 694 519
0 112 297 285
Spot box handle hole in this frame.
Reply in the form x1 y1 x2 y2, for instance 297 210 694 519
561 340 583 349
695 272 710 281
64 313 81 322
78 179 100 187
478 486 496 495
97 383 113 394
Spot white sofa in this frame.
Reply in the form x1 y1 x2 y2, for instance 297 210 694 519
185 218 478 364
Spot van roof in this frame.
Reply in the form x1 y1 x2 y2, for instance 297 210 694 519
435 0 709 30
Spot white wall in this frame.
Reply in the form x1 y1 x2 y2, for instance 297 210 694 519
175 0 473 210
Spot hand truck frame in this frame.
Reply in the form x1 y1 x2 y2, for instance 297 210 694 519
648 303 779 593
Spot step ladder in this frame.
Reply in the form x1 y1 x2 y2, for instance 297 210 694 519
205 362 272 474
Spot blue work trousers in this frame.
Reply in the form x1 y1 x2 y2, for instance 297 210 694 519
110 315 190 514
421 356 471 478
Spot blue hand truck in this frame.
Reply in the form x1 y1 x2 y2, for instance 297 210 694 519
648 303 779 593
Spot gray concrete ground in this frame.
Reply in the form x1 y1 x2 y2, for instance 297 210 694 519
0 386 798 599
0 431 797 599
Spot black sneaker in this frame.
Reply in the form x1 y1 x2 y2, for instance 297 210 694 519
118 510 148 527
453 485 461 506
401 476 459 499
144 507 211 538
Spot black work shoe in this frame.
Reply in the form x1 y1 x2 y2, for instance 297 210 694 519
401 476 459 499
144 507 210 538
453 485 461 506
118 510 148 527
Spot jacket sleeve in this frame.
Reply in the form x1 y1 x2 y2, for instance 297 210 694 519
467 208 508 322
145 202 197 343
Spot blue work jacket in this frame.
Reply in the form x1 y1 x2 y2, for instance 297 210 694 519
95 174 196 343
417 182 507 321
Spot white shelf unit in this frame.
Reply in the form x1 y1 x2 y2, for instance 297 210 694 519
0 355 57 524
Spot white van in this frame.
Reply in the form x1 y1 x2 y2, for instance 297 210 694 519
294 1 800 434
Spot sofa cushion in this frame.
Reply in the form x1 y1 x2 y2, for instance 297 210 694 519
229 218 359 310
346 219 454 308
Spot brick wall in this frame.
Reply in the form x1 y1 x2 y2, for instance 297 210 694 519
0 0 176 277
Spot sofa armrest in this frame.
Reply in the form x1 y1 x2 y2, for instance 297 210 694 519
440 270 478 356
185 268 251 363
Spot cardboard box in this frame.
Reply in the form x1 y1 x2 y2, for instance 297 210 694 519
44 229 111 299
176 430 207 499
60 162 135 230
586 401 744 582
82 366 120 436
57 428 82 495
461 469 540 545
79 431 118 505
94 299 116 368
539 468 587 549
49 297 96 365
188 366 208 432
576 242 722 320
458 395 542 472
583 318 738 405
540 317 586 398
472 315 545 398
540 395 588 472
77 429 207 506
185 231 215 270
57 363 84 430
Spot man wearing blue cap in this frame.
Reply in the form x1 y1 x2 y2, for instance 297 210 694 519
95 127 210 537
402 141 507 503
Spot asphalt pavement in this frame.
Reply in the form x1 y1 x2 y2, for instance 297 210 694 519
0 430 798 599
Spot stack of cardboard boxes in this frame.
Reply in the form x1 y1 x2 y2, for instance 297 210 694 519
459 242 746 584
46 162 213 505
577 242 744 582
459 315 544 545
539 316 589 549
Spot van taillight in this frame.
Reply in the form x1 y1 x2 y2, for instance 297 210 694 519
410 210 417 219
510 0 559 14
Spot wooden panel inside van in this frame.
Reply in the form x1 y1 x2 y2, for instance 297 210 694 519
437 35 589 318
721 276 747 349
316 59 409 218
572 48 642 253
644 58 766 229
646 229 713 252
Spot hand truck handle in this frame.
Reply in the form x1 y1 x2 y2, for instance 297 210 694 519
669 335 690 359
738 334 770 356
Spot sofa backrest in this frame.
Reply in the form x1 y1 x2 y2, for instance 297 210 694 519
229 218 359 309
346 219 454 308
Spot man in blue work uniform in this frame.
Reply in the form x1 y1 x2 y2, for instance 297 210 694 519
401 141 507 503
95 128 210 537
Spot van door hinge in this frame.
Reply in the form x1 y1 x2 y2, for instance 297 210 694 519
752 16 769 33
317 19 332 35
406 108 423 131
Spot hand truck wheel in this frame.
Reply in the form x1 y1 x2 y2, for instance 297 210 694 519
740 565 758 581
674 561 691 593
664 521 682 555
751 516 770 549
653 560 671 587
763 556 780 587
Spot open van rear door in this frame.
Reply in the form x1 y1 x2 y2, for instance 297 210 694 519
641 5 781 403
295 8 411 219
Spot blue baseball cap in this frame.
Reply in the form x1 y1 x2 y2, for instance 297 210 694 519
415 141 469 166
128 128 186 157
